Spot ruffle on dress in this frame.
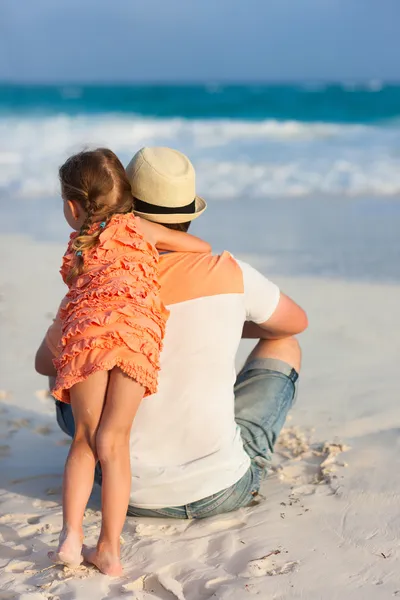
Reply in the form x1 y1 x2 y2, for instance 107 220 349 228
52 214 168 404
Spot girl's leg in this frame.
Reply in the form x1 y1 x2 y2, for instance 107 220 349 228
49 371 108 567
83 367 144 576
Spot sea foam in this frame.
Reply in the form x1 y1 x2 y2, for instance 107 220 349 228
1 114 400 200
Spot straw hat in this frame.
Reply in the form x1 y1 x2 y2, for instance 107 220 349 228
126 147 207 224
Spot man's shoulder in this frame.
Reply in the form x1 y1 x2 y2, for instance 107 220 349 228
159 251 244 306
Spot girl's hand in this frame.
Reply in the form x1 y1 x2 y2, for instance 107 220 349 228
138 219 211 253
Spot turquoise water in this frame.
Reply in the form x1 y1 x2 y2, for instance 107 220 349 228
1 82 400 122
1 82 400 203
1 83 399 282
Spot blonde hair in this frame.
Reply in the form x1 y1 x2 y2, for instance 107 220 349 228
60 148 133 283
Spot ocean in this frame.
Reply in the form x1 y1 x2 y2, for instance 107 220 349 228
1 82 400 201
1 83 399 281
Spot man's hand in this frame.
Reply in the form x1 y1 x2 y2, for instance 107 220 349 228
242 292 308 340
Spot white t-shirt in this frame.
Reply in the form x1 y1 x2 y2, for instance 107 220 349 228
129 252 280 508
46 251 280 508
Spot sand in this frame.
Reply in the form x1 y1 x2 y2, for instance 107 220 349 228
1 234 400 599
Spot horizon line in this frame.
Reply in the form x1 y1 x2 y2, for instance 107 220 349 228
1 78 400 87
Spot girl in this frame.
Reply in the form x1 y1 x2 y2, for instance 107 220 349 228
49 148 210 576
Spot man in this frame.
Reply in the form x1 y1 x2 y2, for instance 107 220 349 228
35 147 307 519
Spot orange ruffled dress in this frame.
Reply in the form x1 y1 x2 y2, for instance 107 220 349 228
52 213 168 404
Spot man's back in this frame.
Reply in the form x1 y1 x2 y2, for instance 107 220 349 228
130 251 280 508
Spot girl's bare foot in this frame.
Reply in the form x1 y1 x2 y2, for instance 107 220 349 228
48 528 83 568
83 544 123 577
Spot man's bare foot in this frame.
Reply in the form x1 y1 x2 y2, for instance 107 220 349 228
48 528 83 568
83 545 123 577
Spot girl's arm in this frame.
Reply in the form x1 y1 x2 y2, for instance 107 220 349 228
139 219 211 253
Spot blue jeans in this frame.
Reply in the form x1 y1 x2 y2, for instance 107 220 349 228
55 357 298 519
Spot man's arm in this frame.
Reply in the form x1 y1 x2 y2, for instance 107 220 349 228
242 292 308 340
237 259 307 341
35 337 57 376
35 305 63 377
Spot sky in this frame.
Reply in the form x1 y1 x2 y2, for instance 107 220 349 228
0 0 399 83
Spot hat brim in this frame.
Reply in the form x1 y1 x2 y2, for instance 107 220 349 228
133 196 207 224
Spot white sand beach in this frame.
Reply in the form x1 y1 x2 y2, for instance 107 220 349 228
1 229 399 600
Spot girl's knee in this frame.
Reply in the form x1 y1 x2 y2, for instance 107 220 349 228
96 428 130 464
73 426 98 457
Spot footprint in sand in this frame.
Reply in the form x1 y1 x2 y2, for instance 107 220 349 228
33 499 59 509
35 426 53 436
11 473 61 485
123 573 186 600
134 512 246 541
6 419 32 436
0 445 11 458
201 512 247 534
274 427 350 494
240 550 299 578
0 539 32 561
134 521 191 538
5 559 35 574
0 513 24 525
27 516 41 525
45 487 62 497
185 513 248 545
25 515 58 535
0 514 53 542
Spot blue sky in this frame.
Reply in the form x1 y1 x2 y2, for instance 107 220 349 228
1 0 399 82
